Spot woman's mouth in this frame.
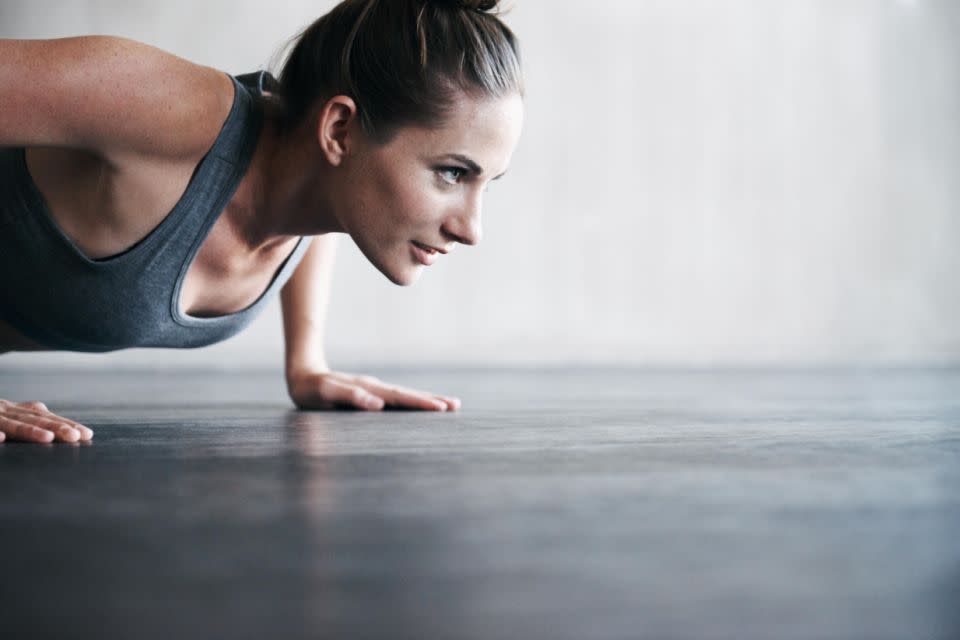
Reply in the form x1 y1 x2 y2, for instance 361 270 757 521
411 241 439 266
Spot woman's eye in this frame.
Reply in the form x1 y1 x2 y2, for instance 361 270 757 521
438 166 468 184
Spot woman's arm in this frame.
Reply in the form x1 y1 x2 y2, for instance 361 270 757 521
281 233 341 379
0 36 231 163
0 37 227 444
280 235 460 412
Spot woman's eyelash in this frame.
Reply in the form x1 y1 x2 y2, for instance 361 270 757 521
438 166 468 183
436 166 491 192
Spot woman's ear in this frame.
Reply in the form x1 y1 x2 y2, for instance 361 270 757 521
315 95 359 167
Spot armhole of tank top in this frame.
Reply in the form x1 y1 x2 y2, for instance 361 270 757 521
12 75 244 268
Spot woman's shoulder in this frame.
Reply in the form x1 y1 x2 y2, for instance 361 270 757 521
2 37 240 260
0 36 235 167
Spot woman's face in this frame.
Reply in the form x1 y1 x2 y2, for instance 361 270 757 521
336 91 524 286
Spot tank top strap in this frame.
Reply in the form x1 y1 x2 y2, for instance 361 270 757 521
156 73 263 260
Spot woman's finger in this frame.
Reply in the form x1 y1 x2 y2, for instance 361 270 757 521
12 403 93 441
436 395 462 411
357 380 448 411
317 377 385 411
0 415 56 443
290 373 459 412
14 411 80 442
4 407 81 442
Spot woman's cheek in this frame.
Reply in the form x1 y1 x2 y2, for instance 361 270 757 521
395 185 437 227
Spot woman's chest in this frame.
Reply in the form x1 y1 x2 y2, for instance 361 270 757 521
177 226 299 318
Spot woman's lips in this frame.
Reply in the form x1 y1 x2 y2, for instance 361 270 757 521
411 241 439 266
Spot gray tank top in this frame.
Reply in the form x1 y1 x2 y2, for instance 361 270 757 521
0 72 313 352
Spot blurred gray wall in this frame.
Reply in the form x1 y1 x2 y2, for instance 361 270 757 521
2 0 958 369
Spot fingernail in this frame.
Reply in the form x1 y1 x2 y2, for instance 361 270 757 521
366 397 384 410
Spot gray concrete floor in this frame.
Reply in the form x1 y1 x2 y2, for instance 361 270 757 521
1 367 958 640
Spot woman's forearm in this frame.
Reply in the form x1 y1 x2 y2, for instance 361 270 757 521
280 233 341 379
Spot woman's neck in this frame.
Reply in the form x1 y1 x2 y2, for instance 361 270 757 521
230 114 344 255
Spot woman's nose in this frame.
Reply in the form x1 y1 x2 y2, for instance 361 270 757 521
443 196 483 246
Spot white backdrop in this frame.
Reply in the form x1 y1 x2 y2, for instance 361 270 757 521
2 0 958 370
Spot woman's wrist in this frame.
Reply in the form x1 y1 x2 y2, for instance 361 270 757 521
285 356 330 383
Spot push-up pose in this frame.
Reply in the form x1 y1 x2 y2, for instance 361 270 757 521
0 0 524 443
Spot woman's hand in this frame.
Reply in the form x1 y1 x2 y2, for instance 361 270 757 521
287 369 461 412
0 399 94 444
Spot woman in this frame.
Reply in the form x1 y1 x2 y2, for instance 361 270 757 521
0 0 524 444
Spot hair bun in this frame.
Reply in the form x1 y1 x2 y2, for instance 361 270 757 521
432 0 500 12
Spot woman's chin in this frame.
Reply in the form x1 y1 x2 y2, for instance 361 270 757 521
382 263 422 287
357 243 422 286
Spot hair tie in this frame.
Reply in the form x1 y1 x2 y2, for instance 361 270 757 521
236 70 280 97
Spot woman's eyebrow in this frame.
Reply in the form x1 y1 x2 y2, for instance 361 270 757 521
446 154 508 180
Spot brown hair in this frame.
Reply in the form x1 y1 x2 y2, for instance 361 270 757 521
273 0 524 144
